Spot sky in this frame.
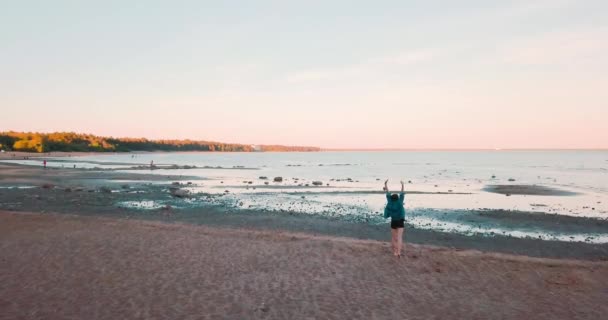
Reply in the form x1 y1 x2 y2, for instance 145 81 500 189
1 0 607 149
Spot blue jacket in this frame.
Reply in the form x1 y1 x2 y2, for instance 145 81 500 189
384 192 405 220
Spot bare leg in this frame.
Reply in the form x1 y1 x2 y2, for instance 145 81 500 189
397 228 404 256
391 229 398 256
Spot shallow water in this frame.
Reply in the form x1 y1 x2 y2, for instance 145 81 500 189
3 151 608 243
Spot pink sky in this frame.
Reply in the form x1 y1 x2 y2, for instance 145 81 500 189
2 1 607 149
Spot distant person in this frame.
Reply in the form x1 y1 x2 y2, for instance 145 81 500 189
383 179 406 257
150 160 154 169
43 160 47 169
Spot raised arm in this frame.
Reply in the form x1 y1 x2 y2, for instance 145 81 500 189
399 180 405 203
384 179 389 192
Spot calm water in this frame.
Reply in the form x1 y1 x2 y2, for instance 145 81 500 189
5 151 608 243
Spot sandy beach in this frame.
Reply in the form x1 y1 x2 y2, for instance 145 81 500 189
1 158 608 319
2 211 607 320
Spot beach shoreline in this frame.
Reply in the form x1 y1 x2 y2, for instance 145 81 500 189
2 158 608 319
1 161 607 260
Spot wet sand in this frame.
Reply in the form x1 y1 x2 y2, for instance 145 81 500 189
1 161 607 260
484 184 579 196
1 211 607 320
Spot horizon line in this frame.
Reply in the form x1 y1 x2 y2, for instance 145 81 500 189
321 148 608 151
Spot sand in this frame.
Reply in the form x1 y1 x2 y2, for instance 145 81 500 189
1 211 607 320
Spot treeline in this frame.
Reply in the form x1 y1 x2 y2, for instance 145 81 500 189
0 131 320 153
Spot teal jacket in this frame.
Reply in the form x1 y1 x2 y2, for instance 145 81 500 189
384 192 405 220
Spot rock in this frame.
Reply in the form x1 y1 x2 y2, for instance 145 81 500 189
64 188 72 192
259 303 269 313
224 190 230 193
408 180 412 184
264 182 269 185
41 183 54 189
187 182 192 185
172 182 180 186
491 175 496 179
121 184 130 189
273 177 283 182
312 181 323 186
248 181 253 184
170 189 190 198
259 176 268 180
99 187 112 193
508 178 516 182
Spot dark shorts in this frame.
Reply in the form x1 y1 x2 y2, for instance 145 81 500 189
391 219 405 229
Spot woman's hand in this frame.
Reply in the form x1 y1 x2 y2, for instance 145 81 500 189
400 180 404 192
384 179 389 191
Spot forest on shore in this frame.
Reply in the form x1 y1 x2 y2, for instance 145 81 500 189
0 132 320 153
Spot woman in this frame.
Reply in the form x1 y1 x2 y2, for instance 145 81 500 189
383 179 406 257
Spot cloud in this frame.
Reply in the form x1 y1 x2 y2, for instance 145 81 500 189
285 68 360 83
500 27 608 66
285 49 437 83
499 0 578 17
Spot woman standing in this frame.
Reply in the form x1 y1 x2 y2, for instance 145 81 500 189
383 180 406 257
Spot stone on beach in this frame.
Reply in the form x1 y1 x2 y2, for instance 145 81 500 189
312 181 323 186
170 188 190 198
99 186 112 193
274 177 283 182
